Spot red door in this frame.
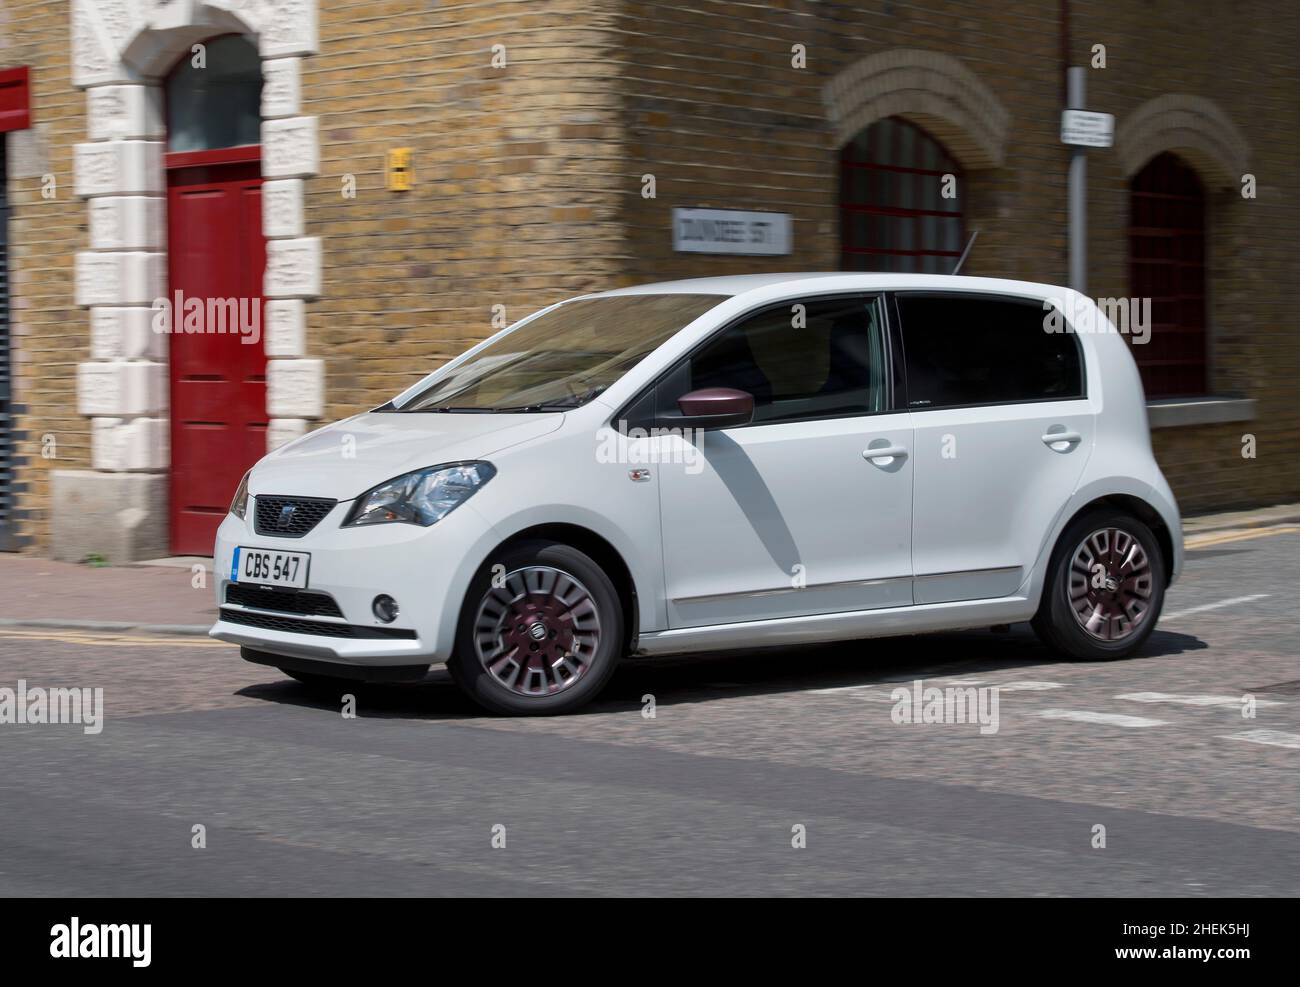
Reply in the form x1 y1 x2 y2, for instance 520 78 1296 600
166 146 267 555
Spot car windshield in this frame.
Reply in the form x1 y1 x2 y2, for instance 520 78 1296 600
387 294 724 412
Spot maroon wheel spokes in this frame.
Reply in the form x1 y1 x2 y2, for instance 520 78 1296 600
472 566 602 697
1067 527 1154 642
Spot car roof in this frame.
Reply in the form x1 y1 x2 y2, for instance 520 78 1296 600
589 272 1070 299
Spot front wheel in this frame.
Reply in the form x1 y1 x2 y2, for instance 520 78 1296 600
1032 509 1167 660
448 540 624 715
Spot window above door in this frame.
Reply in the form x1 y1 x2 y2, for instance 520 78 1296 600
166 35 262 153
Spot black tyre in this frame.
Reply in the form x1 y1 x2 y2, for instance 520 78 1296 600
1032 508 1167 660
448 540 624 715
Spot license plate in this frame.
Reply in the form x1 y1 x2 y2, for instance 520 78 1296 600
232 546 310 589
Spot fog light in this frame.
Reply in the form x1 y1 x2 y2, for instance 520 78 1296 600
373 594 399 623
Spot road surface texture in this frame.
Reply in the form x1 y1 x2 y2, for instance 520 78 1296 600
1 530 1296 896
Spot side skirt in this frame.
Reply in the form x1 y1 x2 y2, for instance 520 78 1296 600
632 595 1037 657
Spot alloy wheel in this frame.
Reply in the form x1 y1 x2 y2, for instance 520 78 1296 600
471 565 603 697
1067 527 1155 642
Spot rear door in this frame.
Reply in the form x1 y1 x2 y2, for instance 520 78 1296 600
894 292 1093 603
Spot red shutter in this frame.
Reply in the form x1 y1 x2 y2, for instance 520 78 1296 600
0 67 31 132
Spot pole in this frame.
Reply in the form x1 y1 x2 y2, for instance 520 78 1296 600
1067 66 1086 294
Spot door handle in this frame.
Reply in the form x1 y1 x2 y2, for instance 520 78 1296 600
1041 429 1082 448
863 444 909 465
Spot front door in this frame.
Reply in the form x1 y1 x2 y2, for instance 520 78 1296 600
656 295 914 628
166 148 266 555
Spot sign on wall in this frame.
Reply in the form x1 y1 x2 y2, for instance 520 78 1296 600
672 208 792 256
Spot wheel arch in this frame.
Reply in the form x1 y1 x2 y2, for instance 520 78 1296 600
1053 493 1176 588
476 523 641 655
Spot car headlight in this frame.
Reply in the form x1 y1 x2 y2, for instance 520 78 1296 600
230 471 251 520
343 462 496 528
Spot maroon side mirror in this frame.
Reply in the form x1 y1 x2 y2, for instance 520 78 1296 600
675 387 754 428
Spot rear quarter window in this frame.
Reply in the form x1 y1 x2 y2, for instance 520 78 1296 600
895 293 1084 408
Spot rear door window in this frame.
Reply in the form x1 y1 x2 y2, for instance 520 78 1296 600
895 293 1084 409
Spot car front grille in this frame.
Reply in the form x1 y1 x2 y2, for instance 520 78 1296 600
253 495 337 538
224 584 344 618
218 607 417 639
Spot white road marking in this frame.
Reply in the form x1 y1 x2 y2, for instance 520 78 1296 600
1117 691 1284 708
997 681 1064 692
1221 729 1300 750
1161 593 1270 621
811 684 876 695
1036 709 1168 728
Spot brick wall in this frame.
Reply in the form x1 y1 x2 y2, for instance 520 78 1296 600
305 0 628 422
4 0 89 553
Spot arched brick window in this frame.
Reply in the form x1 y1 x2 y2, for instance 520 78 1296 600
839 116 964 274
1128 152 1208 397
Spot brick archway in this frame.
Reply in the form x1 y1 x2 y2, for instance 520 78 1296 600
823 49 1010 169
1115 94 1249 189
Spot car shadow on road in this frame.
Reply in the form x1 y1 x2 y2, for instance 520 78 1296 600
234 622 1208 721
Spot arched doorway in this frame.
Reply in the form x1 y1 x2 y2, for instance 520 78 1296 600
164 35 267 554
1128 152 1207 398
839 116 965 273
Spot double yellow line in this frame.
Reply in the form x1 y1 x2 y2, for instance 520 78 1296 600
0 627 229 648
1184 525 1300 550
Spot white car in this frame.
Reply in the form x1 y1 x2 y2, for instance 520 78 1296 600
212 274 1182 715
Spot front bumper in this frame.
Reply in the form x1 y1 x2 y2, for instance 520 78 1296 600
209 496 499 669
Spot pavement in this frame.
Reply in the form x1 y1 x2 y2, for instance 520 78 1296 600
0 501 1295 635
0 555 216 635
0 506 1296 895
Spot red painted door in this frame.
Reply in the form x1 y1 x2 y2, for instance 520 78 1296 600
166 147 267 555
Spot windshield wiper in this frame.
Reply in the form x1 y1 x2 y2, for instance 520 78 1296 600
509 386 609 413
407 405 501 413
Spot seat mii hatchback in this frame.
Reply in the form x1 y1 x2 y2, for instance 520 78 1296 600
212 274 1182 714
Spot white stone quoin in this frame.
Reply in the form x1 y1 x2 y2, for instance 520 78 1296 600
89 196 166 251
86 85 165 142
77 362 166 418
261 0 321 58
93 417 169 472
265 237 323 298
267 419 310 453
267 359 326 419
261 57 302 120
265 299 307 357
261 116 320 179
90 307 163 362
74 140 164 197
262 178 305 238
75 251 165 306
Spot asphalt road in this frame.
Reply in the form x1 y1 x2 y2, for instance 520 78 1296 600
1 530 1297 896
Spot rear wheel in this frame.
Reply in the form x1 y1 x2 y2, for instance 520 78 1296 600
1032 508 1167 660
448 540 624 715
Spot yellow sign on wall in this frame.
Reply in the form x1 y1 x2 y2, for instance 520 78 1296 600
386 148 413 191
